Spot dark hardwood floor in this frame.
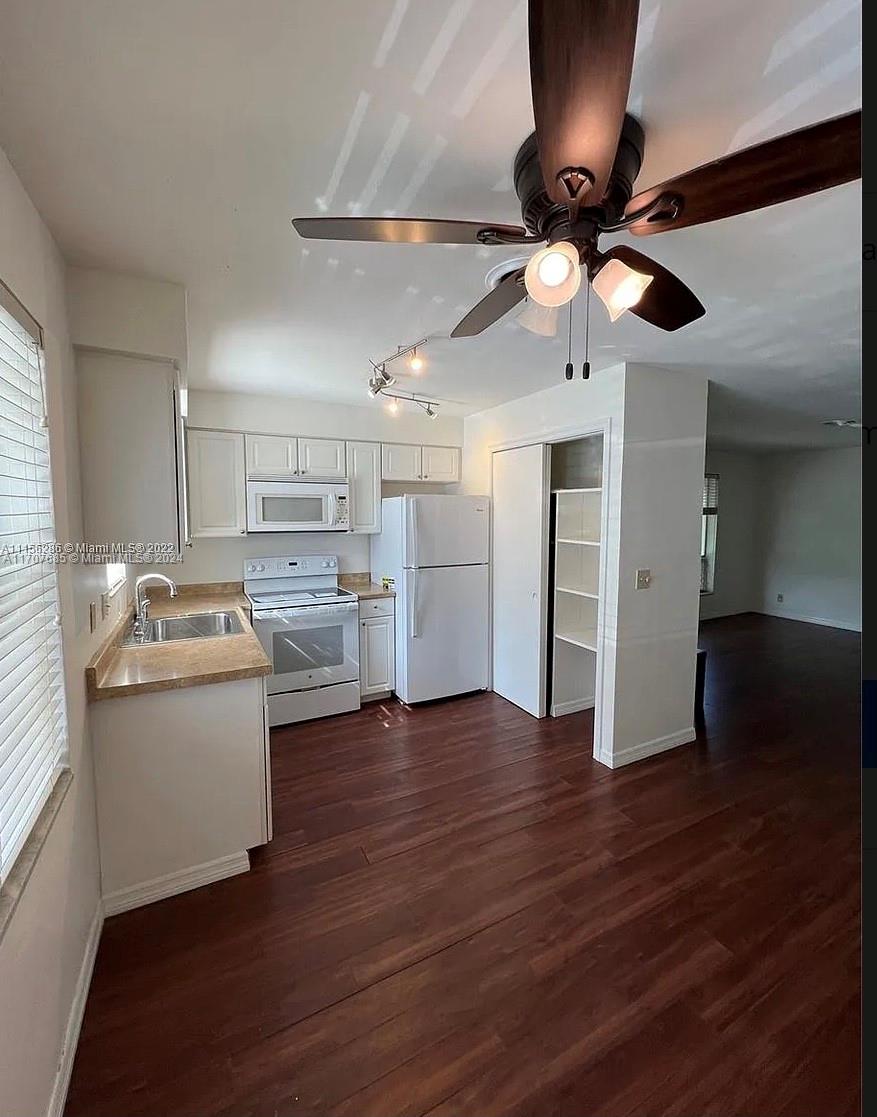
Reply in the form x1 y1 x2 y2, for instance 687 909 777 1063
65 614 861 1117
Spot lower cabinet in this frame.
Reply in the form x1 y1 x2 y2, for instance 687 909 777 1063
359 597 395 699
91 676 271 913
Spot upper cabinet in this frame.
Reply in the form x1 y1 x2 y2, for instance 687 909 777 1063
188 429 247 537
347 441 381 534
298 437 346 480
246 434 297 479
381 443 422 482
422 445 461 483
381 443 460 483
245 434 346 480
77 351 186 556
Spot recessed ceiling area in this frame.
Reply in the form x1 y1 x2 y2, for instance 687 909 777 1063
0 0 861 447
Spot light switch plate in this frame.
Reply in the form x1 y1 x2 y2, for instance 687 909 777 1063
635 568 652 590
89 601 99 632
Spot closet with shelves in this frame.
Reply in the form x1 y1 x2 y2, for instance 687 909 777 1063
548 435 604 717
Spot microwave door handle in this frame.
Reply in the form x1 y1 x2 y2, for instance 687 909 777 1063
328 491 336 527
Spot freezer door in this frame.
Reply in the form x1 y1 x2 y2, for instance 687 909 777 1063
400 564 489 703
403 494 490 568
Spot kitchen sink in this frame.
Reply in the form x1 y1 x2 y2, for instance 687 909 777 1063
121 610 243 646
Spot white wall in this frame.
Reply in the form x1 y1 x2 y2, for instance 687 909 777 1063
0 149 122 1117
757 446 861 631
66 266 188 368
190 389 463 445
699 449 762 621
463 362 708 768
610 364 708 765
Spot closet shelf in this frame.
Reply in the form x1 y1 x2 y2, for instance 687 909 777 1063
556 586 599 599
556 537 600 547
552 487 602 494
555 629 599 653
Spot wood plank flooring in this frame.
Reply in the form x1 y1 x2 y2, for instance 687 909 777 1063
65 614 861 1116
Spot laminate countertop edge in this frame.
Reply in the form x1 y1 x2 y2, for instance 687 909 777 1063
86 590 271 702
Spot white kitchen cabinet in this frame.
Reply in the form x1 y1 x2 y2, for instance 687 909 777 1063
77 351 186 556
422 444 461 483
188 429 247 537
360 602 395 698
347 440 381 533
297 437 346 479
382 442 423 481
91 676 271 913
245 433 298 479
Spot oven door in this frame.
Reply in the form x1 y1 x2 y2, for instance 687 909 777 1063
253 601 359 693
246 481 348 532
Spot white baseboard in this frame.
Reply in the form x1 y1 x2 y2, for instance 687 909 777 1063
598 726 696 770
551 696 595 717
47 902 104 1117
756 608 861 633
102 851 250 917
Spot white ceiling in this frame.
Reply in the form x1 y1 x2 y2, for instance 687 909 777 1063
0 0 861 448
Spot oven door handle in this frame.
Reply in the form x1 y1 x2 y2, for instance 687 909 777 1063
255 602 359 621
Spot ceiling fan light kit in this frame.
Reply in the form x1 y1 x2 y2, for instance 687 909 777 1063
293 0 860 345
591 256 654 322
517 299 559 337
524 241 582 307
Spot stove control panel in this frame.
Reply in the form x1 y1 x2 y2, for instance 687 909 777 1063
244 554 338 579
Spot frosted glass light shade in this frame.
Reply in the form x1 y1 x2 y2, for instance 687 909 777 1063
524 241 582 307
592 257 654 322
516 300 559 337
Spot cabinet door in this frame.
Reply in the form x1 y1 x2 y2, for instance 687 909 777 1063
360 615 395 696
297 437 346 479
188 429 247 537
381 442 422 481
245 434 298 479
347 440 381 533
421 445 461 483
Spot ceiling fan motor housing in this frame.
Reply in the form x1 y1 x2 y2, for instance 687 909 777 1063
513 114 645 241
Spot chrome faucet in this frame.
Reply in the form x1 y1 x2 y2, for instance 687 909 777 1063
134 573 178 633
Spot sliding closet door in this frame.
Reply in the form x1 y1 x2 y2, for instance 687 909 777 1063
491 444 549 717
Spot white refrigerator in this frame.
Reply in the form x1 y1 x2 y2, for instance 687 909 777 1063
370 494 490 704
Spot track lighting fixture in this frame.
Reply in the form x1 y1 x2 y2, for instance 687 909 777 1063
408 347 424 372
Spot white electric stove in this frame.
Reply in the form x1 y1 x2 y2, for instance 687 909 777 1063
245 555 360 726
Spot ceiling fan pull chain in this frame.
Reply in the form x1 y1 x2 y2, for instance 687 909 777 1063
565 296 574 380
582 280 591 379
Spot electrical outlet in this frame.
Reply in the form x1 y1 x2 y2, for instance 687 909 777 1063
635 568 652 590
777 593 784 603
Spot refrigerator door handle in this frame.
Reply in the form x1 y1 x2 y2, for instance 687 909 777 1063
409 569 419 638
411 497 419 571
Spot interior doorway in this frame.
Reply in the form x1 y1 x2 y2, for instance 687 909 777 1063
490 430 608 750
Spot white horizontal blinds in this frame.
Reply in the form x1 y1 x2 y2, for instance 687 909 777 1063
0 300 68 885
703 474 719 514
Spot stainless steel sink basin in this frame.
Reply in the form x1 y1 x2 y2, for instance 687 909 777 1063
121 611 243 646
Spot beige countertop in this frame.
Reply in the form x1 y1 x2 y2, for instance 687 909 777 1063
86 585 271 702
340 573 396 600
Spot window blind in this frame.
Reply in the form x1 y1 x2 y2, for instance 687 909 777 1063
0 298 68 885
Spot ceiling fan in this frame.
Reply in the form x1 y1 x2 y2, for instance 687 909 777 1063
292 0 861 339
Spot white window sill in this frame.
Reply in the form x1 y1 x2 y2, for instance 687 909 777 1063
0 769 73 943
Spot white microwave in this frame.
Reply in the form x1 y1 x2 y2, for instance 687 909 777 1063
246 481 350 533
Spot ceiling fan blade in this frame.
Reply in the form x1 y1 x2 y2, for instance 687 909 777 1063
529 0 639 208
451 269 527 338
625 110 861 236
600 245 705 331
292 217 529 245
